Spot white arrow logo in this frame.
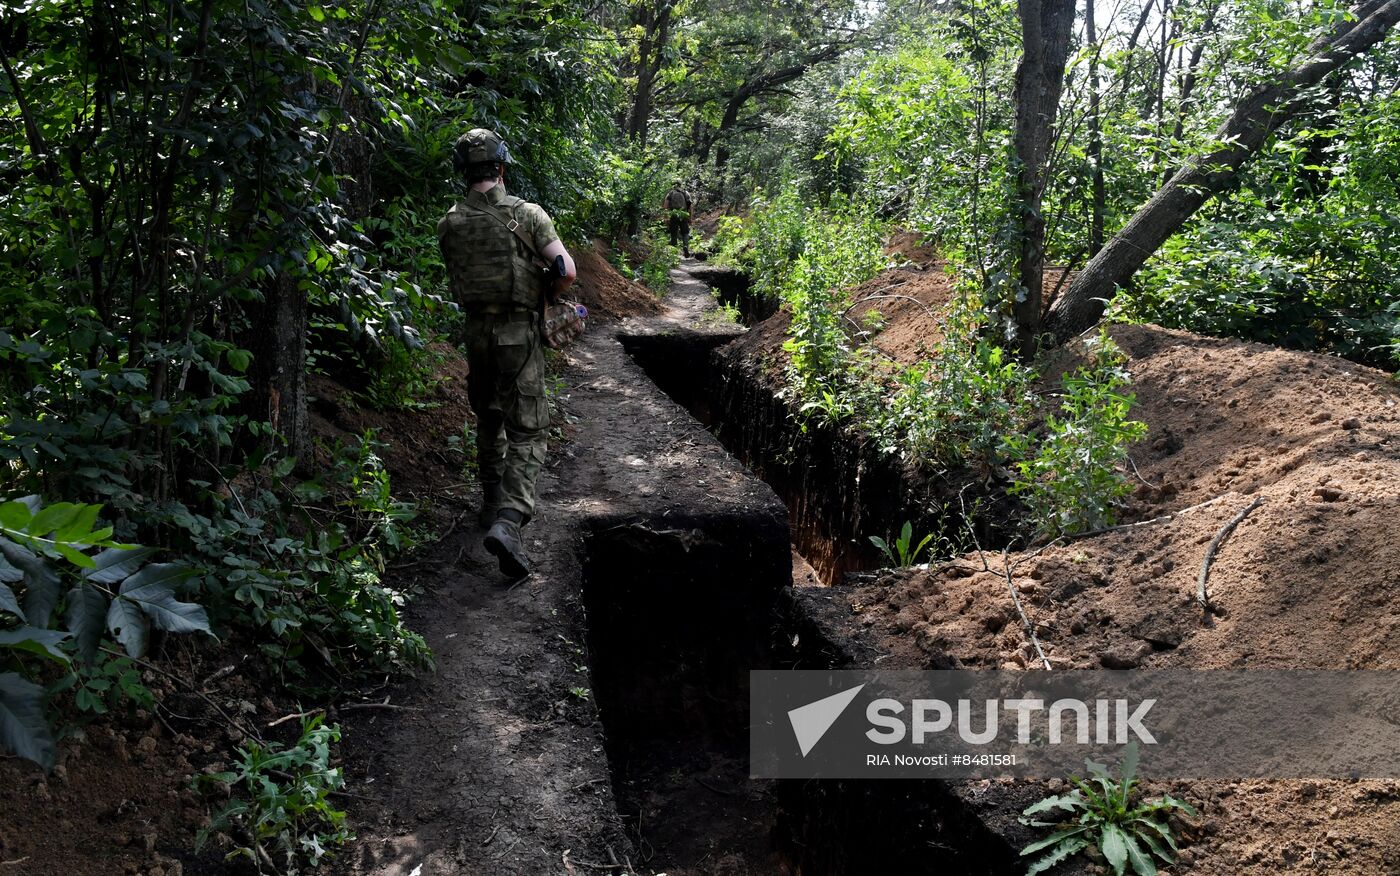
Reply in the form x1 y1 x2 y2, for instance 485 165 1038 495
787 684 865 757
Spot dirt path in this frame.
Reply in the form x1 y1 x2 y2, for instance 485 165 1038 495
336 261 787 875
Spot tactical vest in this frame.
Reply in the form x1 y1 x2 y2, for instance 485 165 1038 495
440 194 543 311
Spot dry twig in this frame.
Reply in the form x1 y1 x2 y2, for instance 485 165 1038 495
1196 497 1264 611
1001 549 1053 670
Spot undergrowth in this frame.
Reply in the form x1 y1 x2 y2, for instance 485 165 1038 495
198 716 353 874
1020 744 1195 876
721 192 1146 541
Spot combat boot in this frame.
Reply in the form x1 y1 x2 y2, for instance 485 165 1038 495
483 509 530 578
478 482 502 529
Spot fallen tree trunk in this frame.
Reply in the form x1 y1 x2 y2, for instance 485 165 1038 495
1045 0 1400 341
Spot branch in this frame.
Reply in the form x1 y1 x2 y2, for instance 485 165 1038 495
1196 497 1263 611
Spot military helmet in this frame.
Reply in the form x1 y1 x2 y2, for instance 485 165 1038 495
453 128 513 172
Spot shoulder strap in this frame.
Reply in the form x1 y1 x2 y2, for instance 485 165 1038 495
463 197 547 268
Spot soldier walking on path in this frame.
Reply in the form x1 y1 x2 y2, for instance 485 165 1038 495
438 128 577 579
663 181 694 257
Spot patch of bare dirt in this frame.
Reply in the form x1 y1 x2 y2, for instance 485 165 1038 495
572 239 663 319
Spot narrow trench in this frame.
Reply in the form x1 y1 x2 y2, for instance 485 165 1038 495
578 514 1018 874
618 320 1011 585
573 291 1022 872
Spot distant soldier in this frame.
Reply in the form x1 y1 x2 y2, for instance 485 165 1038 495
438 128 577 579
663 181 694 257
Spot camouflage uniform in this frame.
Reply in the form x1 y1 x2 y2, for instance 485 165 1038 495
664 187 693 255
438 184 560 522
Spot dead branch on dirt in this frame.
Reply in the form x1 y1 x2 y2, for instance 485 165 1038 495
1126 454 1159 489
1066 493 1229 540
267 708 324 728
434 507 472 544
565 858 623 872
199 656 246 688
338 698 422 713
1001 548 1053 670
1197 496 1264 611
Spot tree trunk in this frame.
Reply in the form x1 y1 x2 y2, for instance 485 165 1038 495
627 1 673 143
713 87 750 170
1046 0 1400 342
1086 0 1105 255
246 271 310 462
1008 0 1077 359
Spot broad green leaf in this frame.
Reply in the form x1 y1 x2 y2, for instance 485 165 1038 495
65 584 109 664
0 672 54 769
29 502 80 536
1132 816 1179 853
1100 823 1131 875
54 503 101 543
0 583 23 620
106 595 148 657
1134 825 1176 864
118 563 209 636
1021 791 1084 818
1120 742 1139 797
0 501 33 531
83 546 158 585
1020 823 1089 856
1123 832 1156 876
0 627 71 664
0 538 60 627
1157 794 1197 816
55 542 95 569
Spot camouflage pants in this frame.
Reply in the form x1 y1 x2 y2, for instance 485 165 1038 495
460 312 549 521
667 212 691 251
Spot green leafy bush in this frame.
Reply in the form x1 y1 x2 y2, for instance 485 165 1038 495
0 497 208 768
1008 331 1147 537
874 296 1038 473
1020 744 1196 876
198 717 352 874
207 433 431 681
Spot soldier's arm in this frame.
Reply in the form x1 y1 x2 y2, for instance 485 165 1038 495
543 239 577 295
528 205 576 296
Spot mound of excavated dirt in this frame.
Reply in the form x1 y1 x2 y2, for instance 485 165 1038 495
803 322 1400 874
571 239 663 319
851 324 1400 673
848 265 956 362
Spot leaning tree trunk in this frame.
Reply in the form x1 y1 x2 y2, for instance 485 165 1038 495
1008 0 1077 359
1046 0 1400 342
